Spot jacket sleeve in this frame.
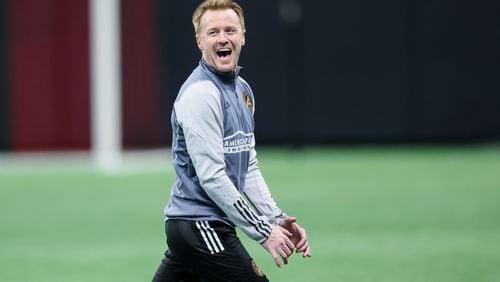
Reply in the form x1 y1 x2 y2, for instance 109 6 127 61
243 141 288 225
175 80 272 243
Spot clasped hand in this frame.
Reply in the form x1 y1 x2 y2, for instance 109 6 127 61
262 217 312 268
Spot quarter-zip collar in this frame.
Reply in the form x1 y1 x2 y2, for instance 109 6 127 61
200 58 242 83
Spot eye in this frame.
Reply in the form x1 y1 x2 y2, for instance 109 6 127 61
207 30 218 37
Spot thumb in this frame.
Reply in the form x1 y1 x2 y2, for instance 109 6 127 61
281 216 297 226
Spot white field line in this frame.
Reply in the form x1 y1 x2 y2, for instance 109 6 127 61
0 149 172 175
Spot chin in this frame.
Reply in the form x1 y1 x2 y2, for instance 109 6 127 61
216 64 235 73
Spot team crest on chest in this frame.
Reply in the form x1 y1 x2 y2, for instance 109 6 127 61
242 92 253 112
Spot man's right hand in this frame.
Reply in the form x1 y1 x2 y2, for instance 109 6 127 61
262 226 295 268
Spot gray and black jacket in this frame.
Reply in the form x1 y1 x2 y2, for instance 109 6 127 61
164 59 286 243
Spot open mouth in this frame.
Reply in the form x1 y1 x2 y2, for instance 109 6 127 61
217 48 232 58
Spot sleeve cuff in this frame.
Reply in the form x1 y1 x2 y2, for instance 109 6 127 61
270 213 289 226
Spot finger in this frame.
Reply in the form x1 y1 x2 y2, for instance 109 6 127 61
294 227 307 248
296 243 307 253
295 236 307 251
272 252 282 268
278 226 292 237
279 237 293 256
282 243 293 256
297 241 308 253
279 250 289 265
303 246 312 258
284 237 295 252
281 234 294 249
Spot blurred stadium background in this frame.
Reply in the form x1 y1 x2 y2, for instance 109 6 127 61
1 0 499 281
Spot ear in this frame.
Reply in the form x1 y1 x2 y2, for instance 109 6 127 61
242 31 246 46
196 35 202 50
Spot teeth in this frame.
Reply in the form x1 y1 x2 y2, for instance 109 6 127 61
218 48 231 52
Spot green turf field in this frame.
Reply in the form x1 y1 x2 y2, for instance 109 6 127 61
1 145 500 282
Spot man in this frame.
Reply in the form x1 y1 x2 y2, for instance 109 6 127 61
153 0 311 281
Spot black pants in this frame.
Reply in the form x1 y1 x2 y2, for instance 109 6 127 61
153 219 269 282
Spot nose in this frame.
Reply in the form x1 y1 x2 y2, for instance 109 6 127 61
217 33 229 44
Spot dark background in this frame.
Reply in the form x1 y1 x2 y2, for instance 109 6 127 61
0 0 499 151
157 0 500 145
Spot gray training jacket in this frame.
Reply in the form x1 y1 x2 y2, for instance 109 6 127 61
164 59 286 243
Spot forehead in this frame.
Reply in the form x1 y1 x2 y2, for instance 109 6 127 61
200 9 242 30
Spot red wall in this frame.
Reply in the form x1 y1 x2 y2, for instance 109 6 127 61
8 0 90 150
121 0 162 149
6 0 163 151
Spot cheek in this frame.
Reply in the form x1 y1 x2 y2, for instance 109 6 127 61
198 38 211 51
236 43 244 52
203 40 216 52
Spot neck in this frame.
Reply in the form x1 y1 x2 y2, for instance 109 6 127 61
201 58 241 82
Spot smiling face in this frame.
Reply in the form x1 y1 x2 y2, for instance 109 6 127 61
196 9 245 73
